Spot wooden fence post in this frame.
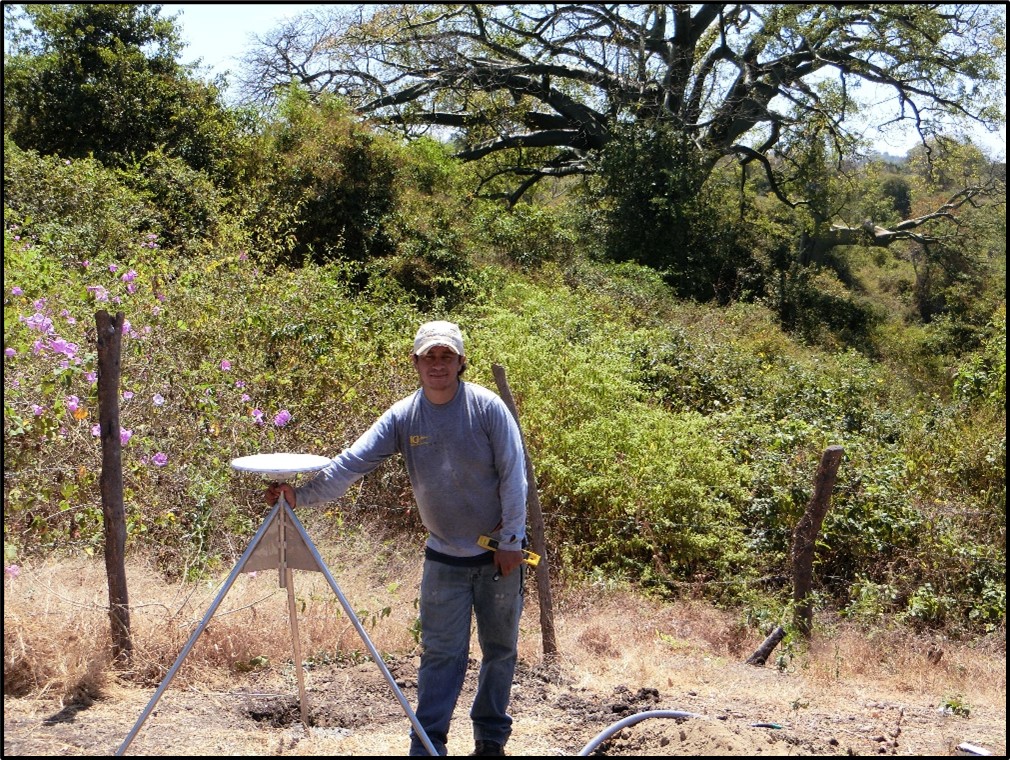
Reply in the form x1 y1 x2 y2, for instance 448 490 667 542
492 364 558 662
791 445 844 638
745 625 786 666
96 310 132 662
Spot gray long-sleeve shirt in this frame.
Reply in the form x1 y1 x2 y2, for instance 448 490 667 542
295 381 528 556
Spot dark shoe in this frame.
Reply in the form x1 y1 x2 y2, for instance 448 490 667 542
471 740 505 756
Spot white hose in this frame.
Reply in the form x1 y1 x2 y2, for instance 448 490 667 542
577 709 700 756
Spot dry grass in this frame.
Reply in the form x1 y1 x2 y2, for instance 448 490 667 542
4 519 1006 729
4 522 424 700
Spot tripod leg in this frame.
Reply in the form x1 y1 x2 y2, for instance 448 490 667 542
286 567 311 731
281 505 440 755
116 502 283 755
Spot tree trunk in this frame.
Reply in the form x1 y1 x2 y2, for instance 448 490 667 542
792 445 844 638
492 364 558 661
96 310 131 662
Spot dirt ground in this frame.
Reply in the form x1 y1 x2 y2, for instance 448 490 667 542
4 635 1005 757
3 542 1006 758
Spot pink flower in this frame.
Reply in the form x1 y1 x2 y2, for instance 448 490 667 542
151 452 168 467
91 424 101 437
120 429 132 446
48 337 78 357
5 565 20 580
220 359 232 371
86 285 110 302
273 409 292 427
21 312 54 334
66 395 80 412
252 409 265 425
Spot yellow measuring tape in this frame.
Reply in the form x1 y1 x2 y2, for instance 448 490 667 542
477 535 541 567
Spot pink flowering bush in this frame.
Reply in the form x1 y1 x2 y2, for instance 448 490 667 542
4 194 419 577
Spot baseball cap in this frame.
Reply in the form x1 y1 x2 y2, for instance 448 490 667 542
412 320 465 356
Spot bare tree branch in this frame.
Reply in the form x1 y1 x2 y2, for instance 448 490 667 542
239 3 1005 216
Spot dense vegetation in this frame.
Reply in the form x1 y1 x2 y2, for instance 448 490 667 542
3 4 1005 641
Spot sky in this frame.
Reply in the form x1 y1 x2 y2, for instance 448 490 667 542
164 3 1004 158
161 3 320 86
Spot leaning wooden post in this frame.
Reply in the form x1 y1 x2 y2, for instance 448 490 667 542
745 625 786 666
492 364 558 661
96 310 132 662
791 445 844 638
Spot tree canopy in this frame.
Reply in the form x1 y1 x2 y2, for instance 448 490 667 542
238 3 1005 205
3 3 239 178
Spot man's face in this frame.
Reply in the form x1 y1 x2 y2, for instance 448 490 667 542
413 346 463 392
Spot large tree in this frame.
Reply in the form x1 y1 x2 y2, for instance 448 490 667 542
238 3 1005 210
3 3 239 180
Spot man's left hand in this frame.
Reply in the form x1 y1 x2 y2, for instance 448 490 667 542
494 549 524 577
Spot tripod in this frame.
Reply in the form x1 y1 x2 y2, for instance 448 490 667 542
116 453 437 755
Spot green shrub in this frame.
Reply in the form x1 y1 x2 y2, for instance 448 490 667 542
380 138 476 309
473 201 578 270
119 148 232 256
4 136 156 268
249 90 400 268
467 280 753 597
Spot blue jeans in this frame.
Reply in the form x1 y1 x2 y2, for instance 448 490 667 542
408 558 524 756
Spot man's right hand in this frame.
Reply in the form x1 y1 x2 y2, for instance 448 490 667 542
264 482 296 508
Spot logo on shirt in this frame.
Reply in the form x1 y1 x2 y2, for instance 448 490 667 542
409 435 430 447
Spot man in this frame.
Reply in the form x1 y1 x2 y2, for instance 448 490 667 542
265 320 527 756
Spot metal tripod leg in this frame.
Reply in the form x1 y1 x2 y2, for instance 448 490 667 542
115 501 283 756
281 502 439 756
